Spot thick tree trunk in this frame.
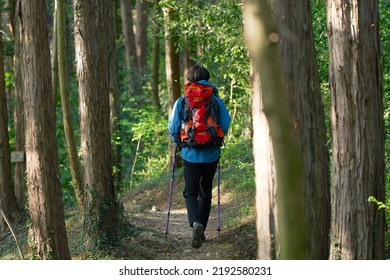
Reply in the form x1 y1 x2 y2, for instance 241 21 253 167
73 0 119 248
250 65 279 259
327 0 385 260
269 0 330 259
17 0 70 259
244 0 308 260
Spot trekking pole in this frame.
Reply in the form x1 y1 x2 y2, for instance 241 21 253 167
217 160 221 234
165 144 178 237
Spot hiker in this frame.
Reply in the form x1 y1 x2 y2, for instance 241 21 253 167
168 64 231 249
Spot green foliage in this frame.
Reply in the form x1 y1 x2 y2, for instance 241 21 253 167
311 0 329 84
97 200 130 247
177 0 249 88
55 108 80 208
222 139 255 194
380 3 390 255
368 196 387 211
380 4 390 163
119 106 169 188
160 0 250 101
180 1 247 82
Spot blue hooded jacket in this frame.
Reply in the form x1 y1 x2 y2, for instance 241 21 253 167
168 80 231 163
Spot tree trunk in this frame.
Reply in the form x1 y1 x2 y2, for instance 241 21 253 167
73 0 119 248
164 5 182 169
269 0 330 259
57 0 84 212
327 0 385 260
183 48 196 83
0 18 19 231
151 0 161 110
52 1 59 105
107 0 122 193
17 0 70 259
250 65 279 259
121 0 142 101
244 0 308 260
135 0 148 72
9 0 26 210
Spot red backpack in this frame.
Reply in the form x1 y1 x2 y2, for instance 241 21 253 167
180 82 224 148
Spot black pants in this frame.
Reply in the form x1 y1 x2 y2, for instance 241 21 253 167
183 159 219 230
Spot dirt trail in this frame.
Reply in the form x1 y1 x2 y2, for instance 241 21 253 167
120 183 257 260
1 174 256 260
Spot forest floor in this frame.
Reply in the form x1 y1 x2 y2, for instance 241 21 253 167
71 174 257 260
0 174 257 260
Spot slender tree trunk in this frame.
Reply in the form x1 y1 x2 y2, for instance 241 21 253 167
327 0 385 260
0 19 19 231
244 0 308 260
135 0 148 72
182 46 196 83
164 5 181 115
181 2 196 83
73 0 119 248
108 0 122 193
7 0 16 36
121 0 142 101
151 1 161 109
17 0 70 259
164 5 182 169
151 25 161 109
9 0 26 210
57 0 84 212
269 0 330 259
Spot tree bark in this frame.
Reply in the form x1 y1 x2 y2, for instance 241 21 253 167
164 5 182 169
151 0 161 110
327 0 385 260
121 0 142 101
107 0 122 193
9 0 26 210
182 47 196 83
244 0 308 260
0 18 19 231
250 65 279 259
269 0 330 259
17 0 70 259
57 0 84 212
52 1 59 105
135 0 148 72
73 0 119 248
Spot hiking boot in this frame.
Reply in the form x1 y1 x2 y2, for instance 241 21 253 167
192 222 204 249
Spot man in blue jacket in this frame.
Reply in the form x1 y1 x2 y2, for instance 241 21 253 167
168 65 231 249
